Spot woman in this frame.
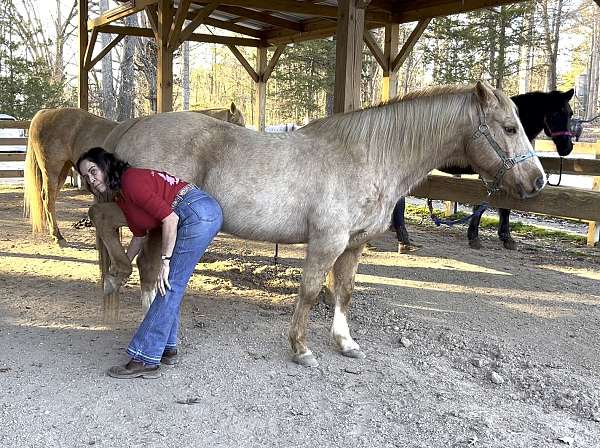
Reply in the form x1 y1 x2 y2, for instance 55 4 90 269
76 147 223 379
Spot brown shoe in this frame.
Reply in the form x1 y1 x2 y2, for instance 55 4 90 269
107 360 161 379
161 349 178 366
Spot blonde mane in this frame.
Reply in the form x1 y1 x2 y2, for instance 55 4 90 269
299 84 480 169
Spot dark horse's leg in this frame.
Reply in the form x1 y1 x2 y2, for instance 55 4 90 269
392 198 418 253
467 204 486 249
498 208 517 250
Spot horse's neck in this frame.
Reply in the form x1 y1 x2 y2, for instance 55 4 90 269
512 95 546 141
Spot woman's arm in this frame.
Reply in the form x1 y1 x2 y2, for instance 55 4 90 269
127 235 146 261
157 212 179 296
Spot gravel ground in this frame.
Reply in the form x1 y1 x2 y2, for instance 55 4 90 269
1 186 599 448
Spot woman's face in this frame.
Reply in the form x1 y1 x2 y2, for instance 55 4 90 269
79 159 107 193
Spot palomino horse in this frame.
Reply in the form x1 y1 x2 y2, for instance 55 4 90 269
392 89 574 251
89 82 546 367
23 104 245 246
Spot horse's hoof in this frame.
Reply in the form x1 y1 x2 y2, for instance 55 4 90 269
103 275 120 295
398 243 419 254
502 238 517 250
341 349 366 359
56 238 68 248
292 352 319 367
468 239 482 250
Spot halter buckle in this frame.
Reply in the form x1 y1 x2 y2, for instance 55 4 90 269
502 158 516 170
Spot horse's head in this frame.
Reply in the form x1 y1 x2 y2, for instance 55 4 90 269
227 102 245 127
465 81 546 199
543 89 574 156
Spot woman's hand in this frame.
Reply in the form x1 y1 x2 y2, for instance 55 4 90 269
157 260 171 296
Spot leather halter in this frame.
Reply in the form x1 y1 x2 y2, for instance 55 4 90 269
472 103 537 195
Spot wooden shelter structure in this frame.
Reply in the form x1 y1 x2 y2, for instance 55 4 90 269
79 0 535 130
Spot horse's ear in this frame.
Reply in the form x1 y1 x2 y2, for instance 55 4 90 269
230 102 236 113
564 88 575 101
474 81 497 109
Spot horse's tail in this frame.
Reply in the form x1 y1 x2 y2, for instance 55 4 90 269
23 114 46 233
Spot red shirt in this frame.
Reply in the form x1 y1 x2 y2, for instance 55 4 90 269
116 168 188 236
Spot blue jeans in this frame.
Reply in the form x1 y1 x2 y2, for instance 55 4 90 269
126 187 223 365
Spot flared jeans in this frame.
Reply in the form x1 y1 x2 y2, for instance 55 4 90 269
126 187 223 365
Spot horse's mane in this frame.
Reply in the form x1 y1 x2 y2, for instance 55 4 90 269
299 84 482 168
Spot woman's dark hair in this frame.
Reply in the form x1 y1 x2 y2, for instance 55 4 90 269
76 147 130 192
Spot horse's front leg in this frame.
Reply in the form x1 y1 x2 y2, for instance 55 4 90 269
329 244 366 359
88 202 132 294
498 208 516 250
392 198 418 253
467 204 486 249
137 228 161 313
289 234 347 367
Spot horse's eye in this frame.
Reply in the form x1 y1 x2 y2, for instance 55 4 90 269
504 126 517 135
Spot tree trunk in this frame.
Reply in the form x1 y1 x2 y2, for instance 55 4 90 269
100 0 115 119
117 13 137 121
182 41 190 110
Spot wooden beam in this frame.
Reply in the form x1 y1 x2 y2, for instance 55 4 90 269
539 156 600 177
217 5 303 31
0 170 24 178
254 47 267 132
334 0 365 114
0 138 28 146
363 29 386 70
87 34 125 69
227 45 259 82
168 0 192 49
0 153 26 162
79 0 89 110
99 24 261 46
411 175 600 223
262 45 285 81
202 17 263 38
157 0 173 112
382 23 399 101
391 18 430 73
88 0 158 30
178 1 219 45
392 0 529 23
145 4 159 37
83 27 99 70
0 120 30 129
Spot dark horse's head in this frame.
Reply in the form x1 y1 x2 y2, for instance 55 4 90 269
542 89 575 156
512 89 575 157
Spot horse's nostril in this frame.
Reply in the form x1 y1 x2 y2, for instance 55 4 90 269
535 175 545 191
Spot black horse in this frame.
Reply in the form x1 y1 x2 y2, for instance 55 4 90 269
393 89 575 252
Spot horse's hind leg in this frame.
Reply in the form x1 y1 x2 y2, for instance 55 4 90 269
498 208 516 250
467 204 485 249
329 244 366 359
289 234 347 367
137 228 161 313
43 166 70 246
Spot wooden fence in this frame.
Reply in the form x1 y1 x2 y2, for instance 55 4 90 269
1 119 599 245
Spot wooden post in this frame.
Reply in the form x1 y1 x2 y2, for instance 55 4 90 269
381 24 398 102
157 0 174 112
78 0 89 110
587 140 600 246
333 0 364 113
254 46 267 131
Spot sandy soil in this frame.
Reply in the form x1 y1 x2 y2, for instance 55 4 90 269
1 186 599 448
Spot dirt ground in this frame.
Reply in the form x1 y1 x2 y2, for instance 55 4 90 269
1 186 599 448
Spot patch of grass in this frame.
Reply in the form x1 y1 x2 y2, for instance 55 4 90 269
404 204 586 244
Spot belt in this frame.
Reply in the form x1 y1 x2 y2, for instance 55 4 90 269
171 183 197 209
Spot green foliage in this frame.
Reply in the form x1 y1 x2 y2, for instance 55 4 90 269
269 39 336 122
0 24 66 119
